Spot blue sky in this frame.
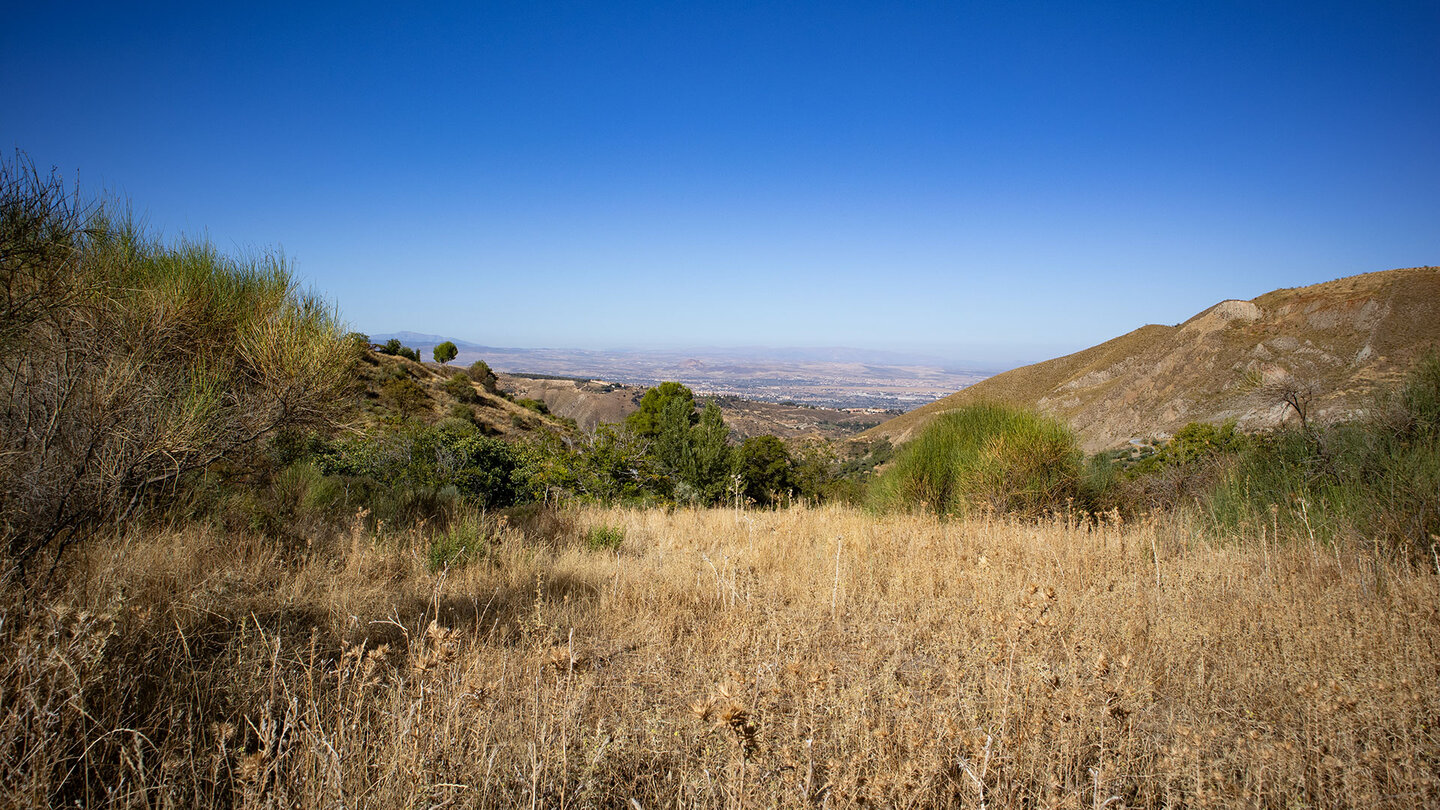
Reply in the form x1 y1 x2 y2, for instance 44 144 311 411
5 1 1437 365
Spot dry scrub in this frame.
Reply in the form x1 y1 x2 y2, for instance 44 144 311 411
4 507 1438 807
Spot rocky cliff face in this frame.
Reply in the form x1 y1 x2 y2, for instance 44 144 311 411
864 267 1440 452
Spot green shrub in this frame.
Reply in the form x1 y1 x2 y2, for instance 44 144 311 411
443 372 479 403
584 525 625 551
428 514 489 570
383 377 428 419
869 404 1081 518
0 157 356 579
467 360 499 393
737 435 793 505
1197 353 1440 551
516 398 550 415
319 424 527 516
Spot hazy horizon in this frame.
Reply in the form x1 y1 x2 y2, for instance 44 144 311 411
366 329 1067 371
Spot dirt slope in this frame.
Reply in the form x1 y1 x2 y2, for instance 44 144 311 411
863 267 1440 452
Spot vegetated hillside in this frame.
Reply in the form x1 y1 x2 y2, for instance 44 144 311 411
355 352 574 439
865 267 1440 452
498 374 888 440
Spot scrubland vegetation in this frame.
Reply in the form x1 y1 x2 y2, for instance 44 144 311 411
3 158 1438 807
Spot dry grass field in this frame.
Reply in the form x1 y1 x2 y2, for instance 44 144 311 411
4 505 1438 808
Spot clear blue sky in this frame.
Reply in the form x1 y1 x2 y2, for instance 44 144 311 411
6 1 1437 365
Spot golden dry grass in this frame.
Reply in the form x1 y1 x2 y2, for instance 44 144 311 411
4 505 1438 807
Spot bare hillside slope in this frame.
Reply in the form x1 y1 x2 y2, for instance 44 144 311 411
863 267 1440 451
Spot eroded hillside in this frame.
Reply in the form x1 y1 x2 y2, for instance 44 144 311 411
865 267 1440 451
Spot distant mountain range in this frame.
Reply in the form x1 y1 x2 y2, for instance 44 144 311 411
862 267 1440 452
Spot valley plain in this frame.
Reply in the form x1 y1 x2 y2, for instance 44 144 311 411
375 336 993 412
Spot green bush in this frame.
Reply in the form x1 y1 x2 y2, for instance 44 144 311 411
428 514 489 570
443 372 479 403
1198 353 1440 551
467 360 499 393
0 157 356 579
447 403 478 424
869 404 1082 518
584 525 625 551
737 435 793 505
383 377 428 419
319 424 527 514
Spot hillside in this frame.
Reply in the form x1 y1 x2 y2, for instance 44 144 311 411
354 352 575 439
863 267 1440 451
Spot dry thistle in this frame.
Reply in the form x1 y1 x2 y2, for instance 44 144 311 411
236 751 267 783
716 700 759 757
689 698 715 723
1093 652 1111 679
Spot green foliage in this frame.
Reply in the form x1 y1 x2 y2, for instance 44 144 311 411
1197 353 1440 550
433 341 458 364
428 513 489 570
1128 421 1248 476
626 382 696 439
517 398 550 415
680 401 734 503
397 345 420 362
791 439 837 501
738 436 793 505
1385 349 1440 442
319 425 526 512
447 402 478 424
642 394 734 505
443 372 479 403
574 425 665 503
383 377 428 419
0 156 356 578
380 338 402 355
467 360 499 393
516 425 665 505
870 404 1082 518
584 525 626 551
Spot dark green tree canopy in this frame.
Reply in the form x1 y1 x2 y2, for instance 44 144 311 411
738 435 794 505
682 401 734 503
433 341 458 364
467 359 498 393
626 381 696 439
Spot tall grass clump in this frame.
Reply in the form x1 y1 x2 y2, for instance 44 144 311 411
0 155 358 583
869 403 1082 517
